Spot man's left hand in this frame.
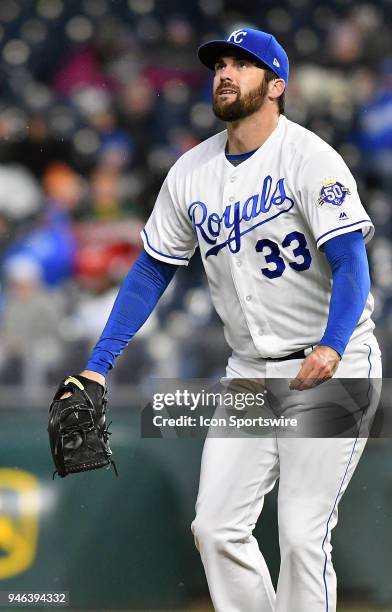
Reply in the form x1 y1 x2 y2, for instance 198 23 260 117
289 345 341 391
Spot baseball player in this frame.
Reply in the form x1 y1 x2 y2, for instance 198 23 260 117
74 28 381 612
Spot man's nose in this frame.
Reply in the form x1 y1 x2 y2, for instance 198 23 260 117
220 74 234 83
219 64 236 80
220 68 234 81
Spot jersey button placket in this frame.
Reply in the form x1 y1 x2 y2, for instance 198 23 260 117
223 177 270 353
225 180 259 345
240 274 270 351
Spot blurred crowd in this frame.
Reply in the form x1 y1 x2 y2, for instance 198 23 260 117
0 0 392 390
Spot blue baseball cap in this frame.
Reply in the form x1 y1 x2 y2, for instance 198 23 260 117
198 27 289 85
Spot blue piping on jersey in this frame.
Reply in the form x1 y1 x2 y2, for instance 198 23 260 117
316 220 372 247
142 228 189 262
321 343 372 611
364 343 373 406
364 343 372 379
363 227 372 240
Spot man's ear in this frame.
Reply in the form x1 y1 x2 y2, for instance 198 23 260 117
269 78 285 100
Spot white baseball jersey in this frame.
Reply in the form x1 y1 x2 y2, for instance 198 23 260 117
141 115 375 359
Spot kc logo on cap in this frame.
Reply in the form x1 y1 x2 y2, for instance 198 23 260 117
228 29 248 44
198 27 289 85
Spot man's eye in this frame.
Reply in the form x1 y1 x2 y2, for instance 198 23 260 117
239 62 249 68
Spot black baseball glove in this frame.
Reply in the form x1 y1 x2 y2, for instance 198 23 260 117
48 374 117 478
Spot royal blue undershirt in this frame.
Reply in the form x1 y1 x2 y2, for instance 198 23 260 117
319 230 370 356
86 250 178 376
86 231 370 376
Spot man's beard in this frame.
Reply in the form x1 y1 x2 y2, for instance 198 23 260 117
213 78 268 122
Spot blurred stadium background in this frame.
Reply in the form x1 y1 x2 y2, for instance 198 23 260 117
0 0 391 610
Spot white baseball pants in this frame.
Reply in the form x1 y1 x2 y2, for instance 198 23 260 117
191 335 381 612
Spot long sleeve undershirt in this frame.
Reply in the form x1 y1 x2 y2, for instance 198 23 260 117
86 249 178 376
319 230 370 357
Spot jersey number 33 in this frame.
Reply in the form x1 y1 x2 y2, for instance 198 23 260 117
256 230 312 279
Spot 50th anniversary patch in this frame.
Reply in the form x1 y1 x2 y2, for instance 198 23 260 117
317 179 350 208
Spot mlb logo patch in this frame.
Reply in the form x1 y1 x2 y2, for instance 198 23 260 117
317 179 350 207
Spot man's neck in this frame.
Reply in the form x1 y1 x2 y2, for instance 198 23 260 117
226 109 280 155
